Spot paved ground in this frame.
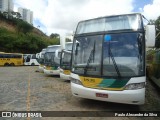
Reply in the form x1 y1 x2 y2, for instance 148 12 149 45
0 66 160 120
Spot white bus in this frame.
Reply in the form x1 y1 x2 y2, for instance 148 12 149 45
38 48 46 72
59 42 73 80
70 13 155 105
24 54 40 66
43 45 61 75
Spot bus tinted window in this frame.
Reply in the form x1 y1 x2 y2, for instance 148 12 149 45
32 54 36 59
76 14 142 34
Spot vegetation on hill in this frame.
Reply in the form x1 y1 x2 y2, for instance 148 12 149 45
154 16 160 48
0 12 60 54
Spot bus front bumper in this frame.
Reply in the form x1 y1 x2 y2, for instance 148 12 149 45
44 69 60 75
71 82 145 105
60 73 71 80
38 65 44 72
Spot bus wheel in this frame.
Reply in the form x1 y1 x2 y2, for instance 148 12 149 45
4 63 9 66
10 63 15 66
31 63 35 66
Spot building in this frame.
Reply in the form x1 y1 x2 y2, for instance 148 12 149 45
0 0 13 13
18 7 33 24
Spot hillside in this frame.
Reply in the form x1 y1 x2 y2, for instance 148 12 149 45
0 20 15 32
0 14 60 54
0 16 47 37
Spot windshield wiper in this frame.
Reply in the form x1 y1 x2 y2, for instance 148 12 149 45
108 42 121 78
137 34 142 61
84 41 96 75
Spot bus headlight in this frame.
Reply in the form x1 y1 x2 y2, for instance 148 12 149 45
59 68 63 73
125 82 145 90
70 77 83 85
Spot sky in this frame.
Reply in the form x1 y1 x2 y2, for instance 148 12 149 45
13 0 160 37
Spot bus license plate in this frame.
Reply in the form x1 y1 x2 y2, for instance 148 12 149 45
96 93 108 98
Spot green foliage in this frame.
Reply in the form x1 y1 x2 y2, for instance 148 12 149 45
155 16 160 30
66 38 72 42
155 16 160 48
50 37 60 45
0 12 18 25
0 12 60 53
16 20 33 34
0 28 16 52
0 27 60 54
50 33 60 38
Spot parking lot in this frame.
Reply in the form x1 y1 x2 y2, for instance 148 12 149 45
0 66 160 120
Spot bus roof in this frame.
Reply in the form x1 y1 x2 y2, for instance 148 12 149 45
0 52 23 55
75 13 143 35
46 45 61 52
47 45 60 48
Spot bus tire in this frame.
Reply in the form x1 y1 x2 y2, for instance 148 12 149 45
31 63 35 66
10 63 15 66
4 63 9 66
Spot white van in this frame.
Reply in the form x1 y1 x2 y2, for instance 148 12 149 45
24 54 40 66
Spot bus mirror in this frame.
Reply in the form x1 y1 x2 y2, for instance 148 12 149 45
55 50 59 58
146 25 155 48
62 52 64 59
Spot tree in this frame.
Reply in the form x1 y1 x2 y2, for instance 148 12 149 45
50 33 60 39
66 38 72 42
2 11 9 18
16 21 33 34
16 12 21 19
149 19 155 25
154 16 160 48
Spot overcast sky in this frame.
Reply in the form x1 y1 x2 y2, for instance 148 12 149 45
13 0 160 36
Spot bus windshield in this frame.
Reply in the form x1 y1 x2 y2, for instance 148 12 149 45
51 51 61 66
60 50 71 70
65 42 73 51
44 45 60 65
44 52 55 64
72 14 145 78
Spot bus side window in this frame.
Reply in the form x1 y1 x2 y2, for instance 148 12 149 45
0 54 3 58
26 57 30 62
32 54 36 59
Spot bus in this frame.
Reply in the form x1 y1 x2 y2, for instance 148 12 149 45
59 42 73 80
0 52 23 66
24 54 40 66
38 48 46 72
43 45 61 75
147 49 160 88
70 13 155 105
